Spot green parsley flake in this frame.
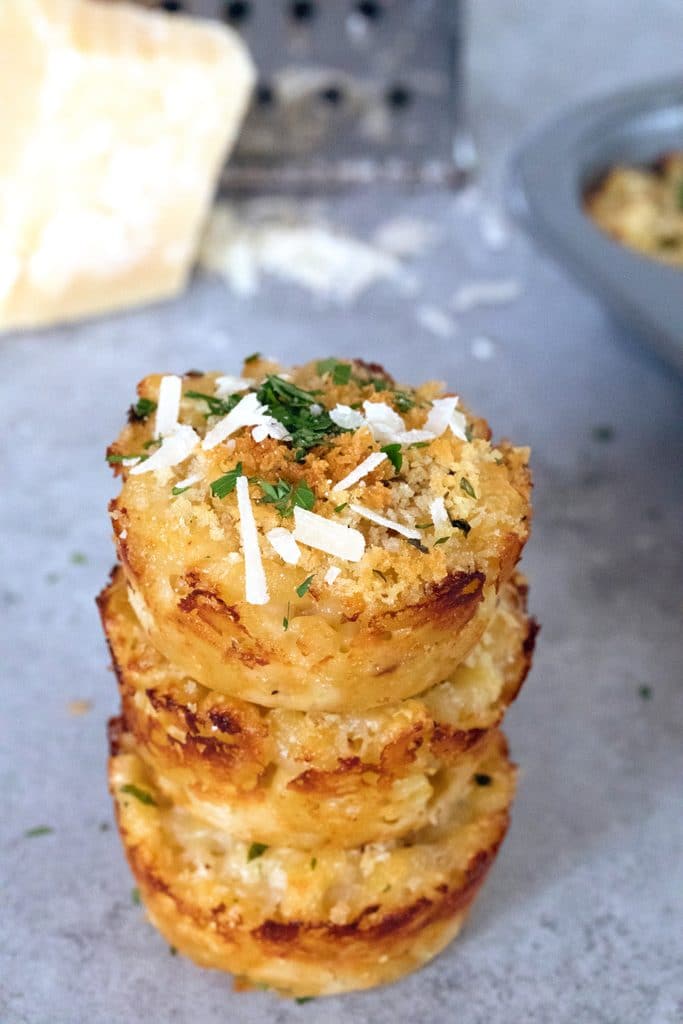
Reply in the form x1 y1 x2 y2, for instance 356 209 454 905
409 441 430 449
373 569 388 582
256 375 341 460
316 358 352 385
334 502 348 514
434 536 449 545
310 857 317 869
25 826 53 838
169 946 178 956
247 842 268 862
210 463 243 499
129 397 157 422
131 887 141 905
380 443 403 473
185 390 242 418
255 478 315 518
451 518 471 536
283 602 291 631
171 484 192 496
106 452 148 465
295 997 315 1005
244 352 261 364
120 783 157 806
70 551 88 565
296 575 315 598
460 477 477 499
393 390 415 412
638 685 653 700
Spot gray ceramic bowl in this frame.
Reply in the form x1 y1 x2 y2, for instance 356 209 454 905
508 76 683 374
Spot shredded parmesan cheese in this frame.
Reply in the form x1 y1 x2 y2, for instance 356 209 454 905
214 375 253 397
202 392 290 450
236 476 269 605
266 527 301 565
324 566 341 585
429 496 450 534
293 507 365 562
349 503 421 540
173 472 203 492
333 452 387 492
130 424 199 475
329 404 365 430
362 401 433 446
424 396 468 442
155 375 182 437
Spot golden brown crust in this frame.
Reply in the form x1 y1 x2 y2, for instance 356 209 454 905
585 152 683 265
108 360 532 711
100 566 536 847
109 730 515 997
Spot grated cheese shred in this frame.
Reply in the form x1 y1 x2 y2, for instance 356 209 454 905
236 476 269 604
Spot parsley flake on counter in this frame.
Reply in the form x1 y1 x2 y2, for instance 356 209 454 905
255 478 315 518
169 946 178 956
460 477 477 499
451 518 471 536
25 826 53 838
638 685 653 700
247 842 268 862
296 574 315 598
380 443 403 473
210 463 243 499
120 783 157 806
131 887 141 905
128 397 157 422
295 997 315 1004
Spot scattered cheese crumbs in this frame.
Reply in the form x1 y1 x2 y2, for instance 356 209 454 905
266 527 301 566
424 396 468 442
310 403 323 416
333 452 387 492
202 392 290 450
349 503 421 540
324 566 341 585
430 496 450 534
294 507 365 562
415 304 457 339
236 476 269 605
130 425 199 475
173 473 203 492
155 375 182 437
329 404 366 430
121 456 141 468
214 375 253 397
452 279 521 313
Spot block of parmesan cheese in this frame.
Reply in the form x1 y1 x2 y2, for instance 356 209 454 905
0 0 255 331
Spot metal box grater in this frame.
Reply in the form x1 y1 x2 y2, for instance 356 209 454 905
134 0 471 189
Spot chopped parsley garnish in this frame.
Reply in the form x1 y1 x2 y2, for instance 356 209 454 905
296 574 315 598
373 569 387 582
465 424 474 442
415 523 432 530
407 538 429 554
142 437 162 450
310 857 317 869
185 390 242 418
169 946 178 956
106 452 147 465
244 352 261 363
128 397 157 422
434 536 449 545
371 378 389 392
474 773 492 787
295 997 315 1004
409 441 429 449
25 826 53 838
210 463 243 499
131 887 141 905
254 478 315 517
283 602 290 631
70 551 88 565
451 518 471 536
393 390 415 412
171 484 192 496
638 685 653 700
316 358 352 385
247 842 268 861
120 783 157 806
256 375 340 460
334 502 348 514
381 443 403 473
460 477 477 499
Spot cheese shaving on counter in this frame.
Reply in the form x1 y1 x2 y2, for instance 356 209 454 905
266 527 301 565
333 452 387 492
155 375 182 437
349 503 421 540
202 392 290 450
293 507 365 562
236 476 269 604
130 425 199 476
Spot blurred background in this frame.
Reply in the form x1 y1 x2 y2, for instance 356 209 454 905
1 2 682 1023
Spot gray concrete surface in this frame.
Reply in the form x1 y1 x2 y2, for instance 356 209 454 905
1 3 682 1023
